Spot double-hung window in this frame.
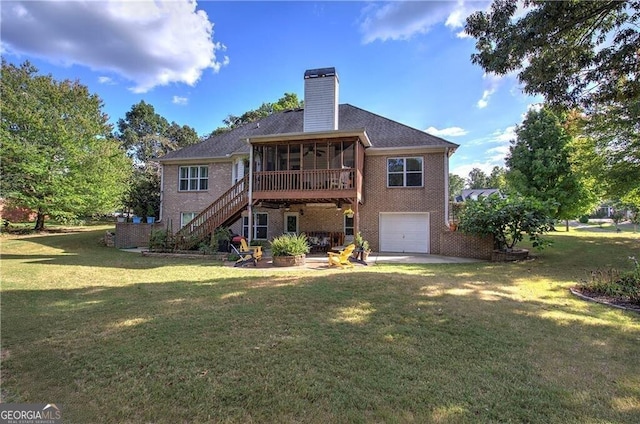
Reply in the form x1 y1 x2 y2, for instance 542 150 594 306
243 213 268 240
179 166 208 191
180 212 197 228
387 157 423 187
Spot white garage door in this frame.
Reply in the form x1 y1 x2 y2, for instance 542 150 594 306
379 213 430 253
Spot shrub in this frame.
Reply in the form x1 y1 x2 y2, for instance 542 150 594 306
270 233 310 257
149 229 170 251
579 215 590 224
580 257 640 304
458 195 554 251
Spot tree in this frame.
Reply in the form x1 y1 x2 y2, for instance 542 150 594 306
465 1 639 203
449 174 465 201
116 101 199 218
487 166 507 191
209 92 303 136
467 168 490 189
1 59 131 230
458 195 554 251
506 107 598 226
117 101 199 164
465 1 639 117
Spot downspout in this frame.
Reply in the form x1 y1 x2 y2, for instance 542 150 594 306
444 148 450 228
247 140 253 243
159 163 164 222
353 142 360 241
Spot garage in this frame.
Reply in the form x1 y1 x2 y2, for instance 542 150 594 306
379 213 430 253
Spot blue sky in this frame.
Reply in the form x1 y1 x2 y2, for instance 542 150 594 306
1 0 541 178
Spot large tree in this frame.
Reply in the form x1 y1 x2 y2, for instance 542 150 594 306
209 92 303 136
506 107 598 225
116 101 199 218
117 101 199 164
465 1 639 204
449 174 465 201
466 168 490 189
487 166 508 191
465 1 638 115
1 59 131 230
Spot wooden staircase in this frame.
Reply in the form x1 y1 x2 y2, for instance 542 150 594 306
174 176 249 249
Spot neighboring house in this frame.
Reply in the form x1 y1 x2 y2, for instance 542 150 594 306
0 198 37 222
158 67 460 254
456 188 503 202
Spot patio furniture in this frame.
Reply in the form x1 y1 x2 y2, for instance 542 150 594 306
240 238 263 262
327 244 356 268
307 232 331 253
231 244 262 267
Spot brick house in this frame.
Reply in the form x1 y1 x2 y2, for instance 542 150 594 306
156 67 489 257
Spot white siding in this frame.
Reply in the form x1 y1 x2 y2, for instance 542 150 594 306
303 76 339 132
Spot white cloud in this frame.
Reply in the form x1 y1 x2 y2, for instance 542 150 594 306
1 0 228 93
526 103 543 114
476 72 504 109
426 126 468 137
359 1 490 43
486 144 510 162
172 96 188 106
451 125 517 177
451 162 498 179
98 76 115 85
476 89 493 109
492 125 517 143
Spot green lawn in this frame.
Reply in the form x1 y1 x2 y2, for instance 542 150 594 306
1 226 639 423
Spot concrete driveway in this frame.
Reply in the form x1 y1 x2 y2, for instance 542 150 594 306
367 253 482 264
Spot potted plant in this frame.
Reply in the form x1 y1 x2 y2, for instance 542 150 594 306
354 231 371 261
132 205 145 224
343 207 354 218
270 233 310 267
146 205 156 224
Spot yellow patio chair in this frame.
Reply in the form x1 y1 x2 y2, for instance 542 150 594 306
240 239 263 262
327 244 356 268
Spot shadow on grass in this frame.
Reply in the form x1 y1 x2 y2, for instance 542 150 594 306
2 267 639 423
1 228 222 270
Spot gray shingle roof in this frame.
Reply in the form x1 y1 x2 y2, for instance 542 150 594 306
160 104 458 161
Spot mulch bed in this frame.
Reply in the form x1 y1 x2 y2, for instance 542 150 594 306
570 287 640 313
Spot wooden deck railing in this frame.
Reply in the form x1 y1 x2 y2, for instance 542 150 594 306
253 168 355 192
175 176 248 249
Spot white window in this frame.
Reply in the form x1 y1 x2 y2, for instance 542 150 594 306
179 166 208 191
387 157 423 187
243 212 268 240
180 212 197 228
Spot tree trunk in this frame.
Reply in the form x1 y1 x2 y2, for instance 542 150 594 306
565 219 569 232
34 211 46 231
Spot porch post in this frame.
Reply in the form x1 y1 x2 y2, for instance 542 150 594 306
353 198 359 243
247 141 254 243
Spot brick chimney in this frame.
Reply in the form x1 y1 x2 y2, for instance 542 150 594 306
303 67 339 132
